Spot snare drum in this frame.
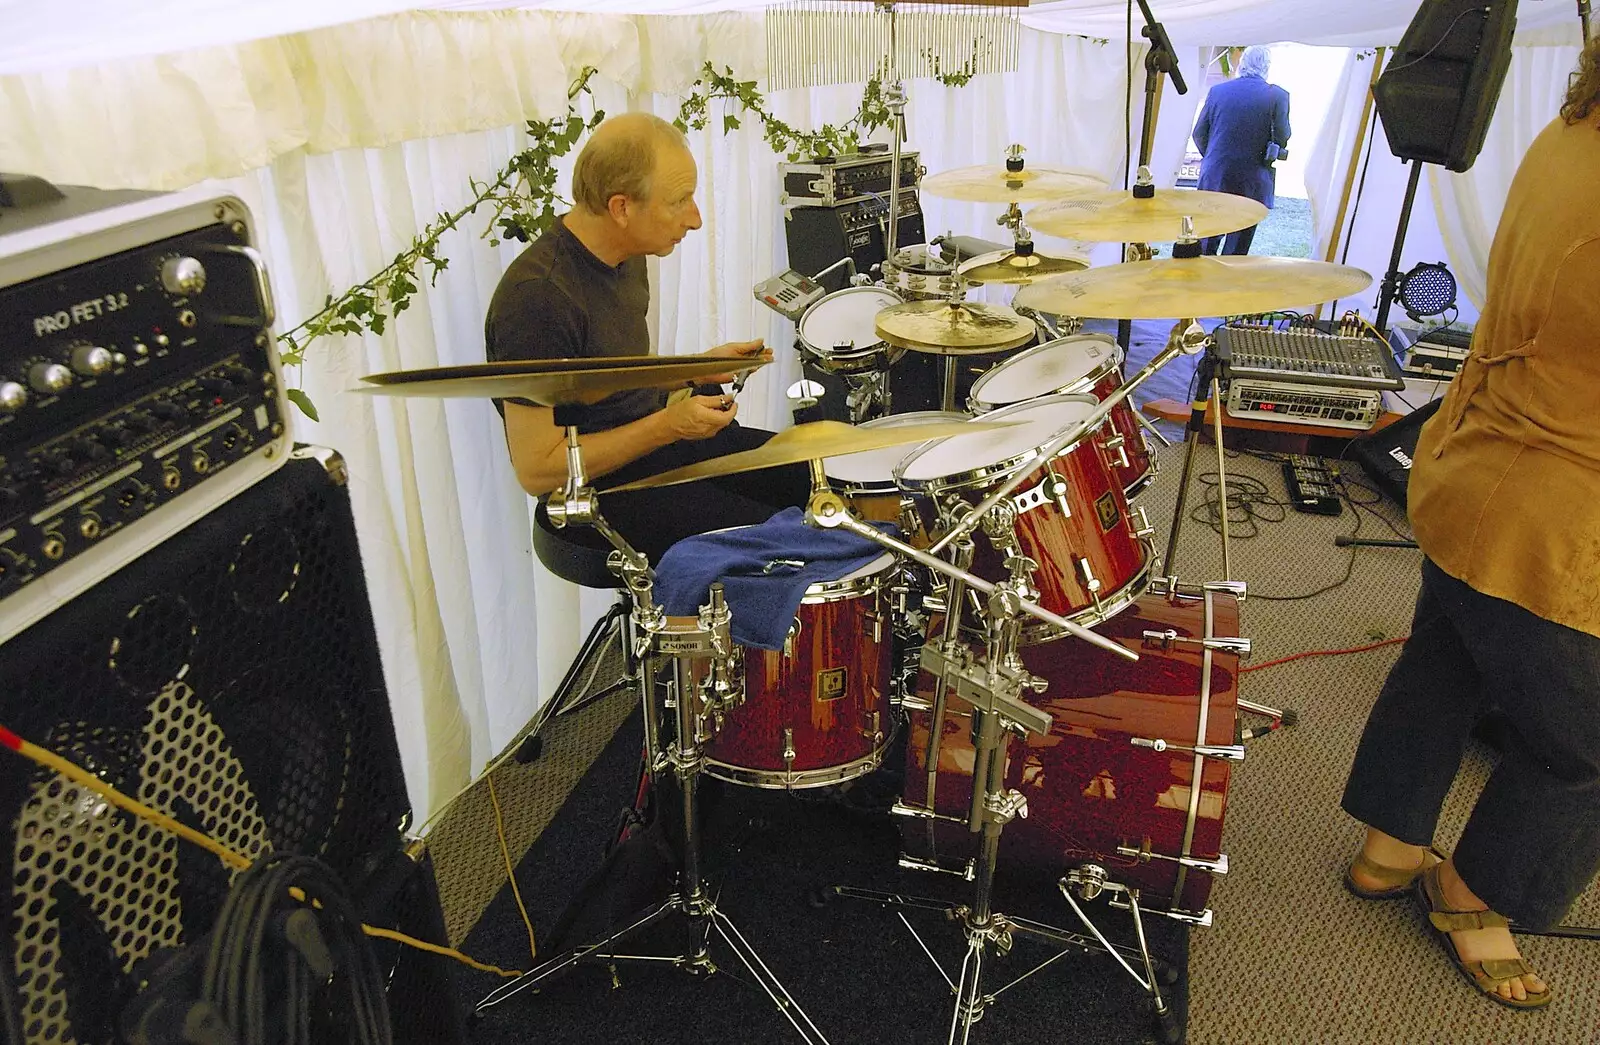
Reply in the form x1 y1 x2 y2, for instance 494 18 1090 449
896 394 1153 638
797 286 906 376
968 334 1156 496
703 551 897 789
900 588 1242 917
823 411 965 547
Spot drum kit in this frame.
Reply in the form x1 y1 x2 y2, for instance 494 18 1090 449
359 160 1374 1044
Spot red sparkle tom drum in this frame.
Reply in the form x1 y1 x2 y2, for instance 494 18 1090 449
967 334 1156 497
703 551 897 789
895 393 1154 641
900 588 1242 917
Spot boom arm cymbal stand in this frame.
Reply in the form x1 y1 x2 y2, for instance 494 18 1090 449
805 486 1180 1043
474 406 831 1045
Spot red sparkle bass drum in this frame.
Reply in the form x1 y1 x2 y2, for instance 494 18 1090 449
703 552 897 789
900 588 1242 918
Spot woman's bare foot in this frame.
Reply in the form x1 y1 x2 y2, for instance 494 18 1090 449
1435 859 1548 1004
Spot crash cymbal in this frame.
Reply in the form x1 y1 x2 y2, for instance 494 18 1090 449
1027 188 1269 243
607 418 1018 493
357 355 753 406
1012 255 1374 320
955 249 1089 285
920 163 1105 203
874 300 1038 356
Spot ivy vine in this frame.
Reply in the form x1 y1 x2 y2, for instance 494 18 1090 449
278 60 976 419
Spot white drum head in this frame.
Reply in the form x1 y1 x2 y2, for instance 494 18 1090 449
897 395 1100 485
824 410 969 487
968 334 1121 408
798 287 902 358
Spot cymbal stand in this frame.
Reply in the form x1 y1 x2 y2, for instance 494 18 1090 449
475 414 831 1044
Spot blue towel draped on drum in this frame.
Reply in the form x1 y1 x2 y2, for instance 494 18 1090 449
654 507 899 651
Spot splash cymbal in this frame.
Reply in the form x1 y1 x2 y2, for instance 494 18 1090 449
955 249 1089 285
1012 255 1374 320
357 355 754 406
1027 188 1269 243
874 300 1038 356
607 418 1019 493
920 163 1105 203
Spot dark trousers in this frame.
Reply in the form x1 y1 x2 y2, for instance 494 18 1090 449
1200 224 1258 257
582 423 811 563
1341 558 1600 930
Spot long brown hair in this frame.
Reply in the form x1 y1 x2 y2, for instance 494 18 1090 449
1563 36 1600 125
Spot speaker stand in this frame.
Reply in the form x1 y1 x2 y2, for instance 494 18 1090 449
1373 160 1426 335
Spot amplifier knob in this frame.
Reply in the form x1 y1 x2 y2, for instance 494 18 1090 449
69 344 114 377
27 362 72 395
150 399 188 421
0 380 25 413
124 409 157 433
37 449 74 477
161 255 207 296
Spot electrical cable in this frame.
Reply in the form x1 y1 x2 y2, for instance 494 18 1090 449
487 775 540 965
1241 635 1409 674
1327 99 1382 318
0 723 528 986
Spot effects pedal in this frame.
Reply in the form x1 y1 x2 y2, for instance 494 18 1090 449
1282 455 1343 516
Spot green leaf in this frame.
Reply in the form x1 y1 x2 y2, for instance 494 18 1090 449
286 388 320 422
723 114 740 133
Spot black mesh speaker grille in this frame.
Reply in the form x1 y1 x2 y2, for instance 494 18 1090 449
0 450 413 1045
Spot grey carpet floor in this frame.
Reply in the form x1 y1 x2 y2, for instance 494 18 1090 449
1131 446 1600 1045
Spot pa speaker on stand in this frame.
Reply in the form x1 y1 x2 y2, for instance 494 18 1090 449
1370 0 1518 333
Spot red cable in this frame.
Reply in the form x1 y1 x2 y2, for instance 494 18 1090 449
1241 635 1410 674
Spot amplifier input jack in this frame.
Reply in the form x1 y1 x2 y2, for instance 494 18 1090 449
41 534 66 560
220 424 248 455
161 467 182 491
190 451 211 475
78 514 102 540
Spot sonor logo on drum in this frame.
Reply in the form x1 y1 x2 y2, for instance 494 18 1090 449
1095 491 1121 532
815 667 848 702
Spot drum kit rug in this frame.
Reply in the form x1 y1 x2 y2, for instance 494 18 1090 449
360 163 1374 1044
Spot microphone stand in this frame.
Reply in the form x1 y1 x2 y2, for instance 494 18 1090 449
1120 0 1190 354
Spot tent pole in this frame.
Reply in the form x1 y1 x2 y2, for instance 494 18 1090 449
1317 46 1386 321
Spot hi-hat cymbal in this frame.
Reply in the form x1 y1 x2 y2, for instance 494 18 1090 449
357 355 753 406
607 419 1018 493
1012 255 1374 320
956 249 1089 285
920 164 1105 203
1027 188 1269 243
875 300 1037 356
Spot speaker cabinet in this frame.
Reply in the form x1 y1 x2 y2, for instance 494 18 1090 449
1372 0 1518 173
0 447 459 1045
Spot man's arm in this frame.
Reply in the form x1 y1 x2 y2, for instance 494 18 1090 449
504 394 736 497
1193 100 1214 156
1273 89 1292 150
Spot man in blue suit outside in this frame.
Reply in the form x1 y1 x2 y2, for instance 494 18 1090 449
1192 46 1291 256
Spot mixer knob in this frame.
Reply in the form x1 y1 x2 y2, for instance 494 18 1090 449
69 344 114 378
150 399 188 421
97 424 133 448
70 437 110 463
161 256 207 296
124 409 157 433
27 363 72 395
37 450 75 477
0 381 25 413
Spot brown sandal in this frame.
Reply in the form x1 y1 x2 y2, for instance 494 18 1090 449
1416 864 1552 1011
1344 845 1445 901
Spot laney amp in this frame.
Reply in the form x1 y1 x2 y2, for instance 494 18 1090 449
780 148 923 207
0 183 290 643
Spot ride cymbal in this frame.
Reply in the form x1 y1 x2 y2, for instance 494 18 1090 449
357 355 754 406
920 163 1104 203
607 419 1018 492
1027 188 1268 244
1012 256 1374 320
956 249 1089 285
874 300 1038 356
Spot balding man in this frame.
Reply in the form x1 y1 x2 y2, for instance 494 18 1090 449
486 113 808 561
